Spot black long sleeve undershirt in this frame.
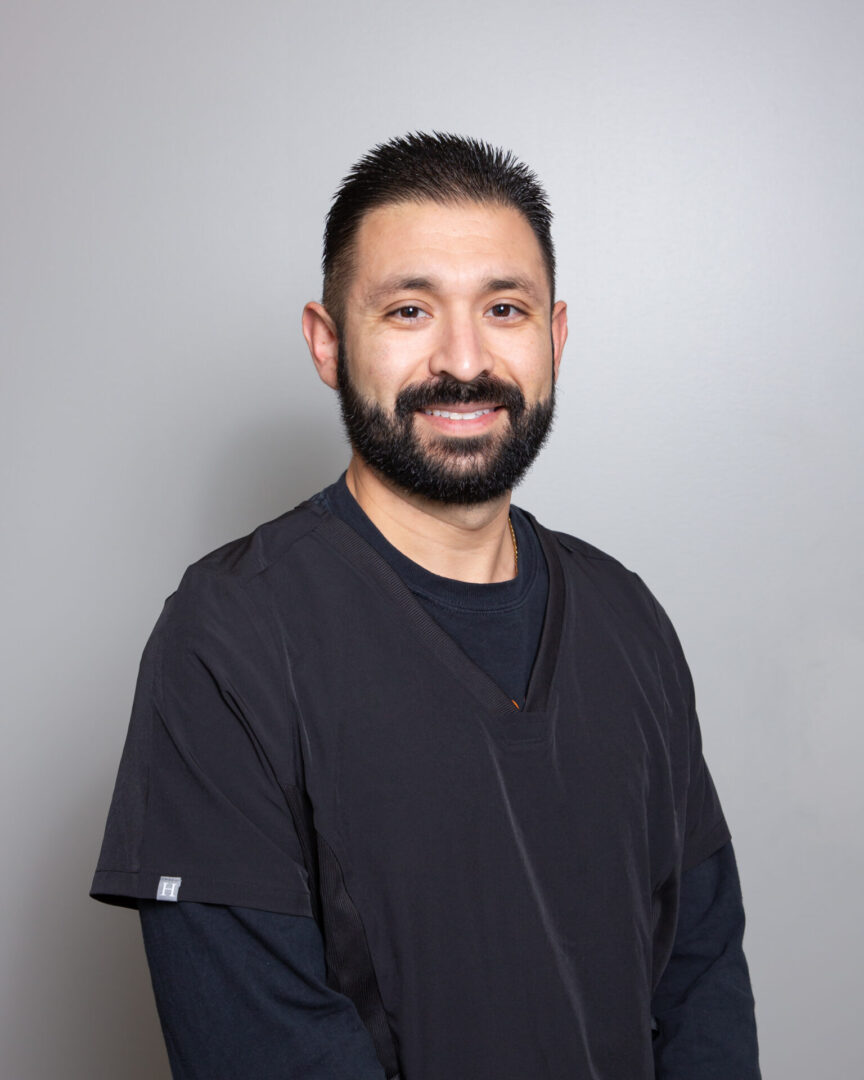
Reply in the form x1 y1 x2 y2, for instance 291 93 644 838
651 841 761 1078
139 899 386 1080
140 840 759 1080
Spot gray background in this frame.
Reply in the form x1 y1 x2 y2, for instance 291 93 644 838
2 1 862 1076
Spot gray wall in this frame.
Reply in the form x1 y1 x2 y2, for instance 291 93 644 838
2 1 862 1076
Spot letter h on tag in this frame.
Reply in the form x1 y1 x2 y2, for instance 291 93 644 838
156 876 182 901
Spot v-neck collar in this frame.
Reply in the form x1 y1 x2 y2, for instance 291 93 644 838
313 507 566 723
321 472 540 612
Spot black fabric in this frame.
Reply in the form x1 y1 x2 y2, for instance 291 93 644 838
652 842 761 1077
138 839 758 1080
316 474 548 707
139 901 386 1080
92 494 731 1079
285 782 401 1079
91 542 314 915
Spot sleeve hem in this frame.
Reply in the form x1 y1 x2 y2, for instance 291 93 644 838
90 869 313 917
681 818 732 873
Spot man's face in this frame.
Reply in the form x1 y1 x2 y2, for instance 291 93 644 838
333 200 567 504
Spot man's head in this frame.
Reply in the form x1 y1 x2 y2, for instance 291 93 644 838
303 134 567 506
321 132 556 334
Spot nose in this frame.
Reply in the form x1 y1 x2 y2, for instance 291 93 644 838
428 312 490 382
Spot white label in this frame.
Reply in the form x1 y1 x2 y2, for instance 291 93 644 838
156 876 182 901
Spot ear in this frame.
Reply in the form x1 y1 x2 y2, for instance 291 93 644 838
302 302 340 390
550 300 568 383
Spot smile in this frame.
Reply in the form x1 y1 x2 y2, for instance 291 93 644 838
422 408 496 421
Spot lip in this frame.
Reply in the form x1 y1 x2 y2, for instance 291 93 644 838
422 401 499 413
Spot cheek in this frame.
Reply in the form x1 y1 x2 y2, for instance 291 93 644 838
360 339 432 401
499 339 555 396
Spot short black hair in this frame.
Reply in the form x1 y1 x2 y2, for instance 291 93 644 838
322 132 556 330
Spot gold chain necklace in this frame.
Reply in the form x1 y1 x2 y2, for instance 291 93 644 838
508 515 518 574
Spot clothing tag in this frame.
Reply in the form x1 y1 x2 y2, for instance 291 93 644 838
156 876 182 901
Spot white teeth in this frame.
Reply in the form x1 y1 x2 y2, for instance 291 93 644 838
423 408 493 420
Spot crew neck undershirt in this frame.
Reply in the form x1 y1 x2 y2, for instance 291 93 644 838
315 474 549 707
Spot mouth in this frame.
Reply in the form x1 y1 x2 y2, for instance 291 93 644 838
416 402 504 435
421 405 500 421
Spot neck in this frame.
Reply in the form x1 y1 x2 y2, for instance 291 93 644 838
345 454 516 584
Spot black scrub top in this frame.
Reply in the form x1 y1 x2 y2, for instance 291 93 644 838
92 496 729 1080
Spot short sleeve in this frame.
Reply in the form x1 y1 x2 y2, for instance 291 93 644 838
680 701 730 870
648 591 731 872
90 565 313 916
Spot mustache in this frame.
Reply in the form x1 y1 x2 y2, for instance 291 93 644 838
394 374 525 419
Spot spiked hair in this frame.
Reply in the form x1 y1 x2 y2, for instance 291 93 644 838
321 132 556 330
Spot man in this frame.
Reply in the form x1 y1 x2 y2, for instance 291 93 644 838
92 133 760 1079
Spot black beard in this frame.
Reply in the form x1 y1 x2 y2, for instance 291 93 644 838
336 345 555 505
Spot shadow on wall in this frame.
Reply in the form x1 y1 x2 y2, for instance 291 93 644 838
196 407 349 543
8 407 349 1080
5 787 175 1080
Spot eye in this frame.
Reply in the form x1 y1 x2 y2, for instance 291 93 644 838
388 305 429 321
487 303 523 319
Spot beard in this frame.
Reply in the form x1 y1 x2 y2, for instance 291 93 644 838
336 344 555 505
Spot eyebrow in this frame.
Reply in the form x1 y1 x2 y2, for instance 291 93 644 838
363 277 436 307
482 277 544 304
363 274 545 307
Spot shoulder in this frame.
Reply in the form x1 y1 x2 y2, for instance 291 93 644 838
528 514 696 705
525 511 678 647
544 524 634 570
528 512 651 597
159 499 330 646
192 498 328 583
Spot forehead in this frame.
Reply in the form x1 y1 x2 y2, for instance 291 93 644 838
349 200 549 300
